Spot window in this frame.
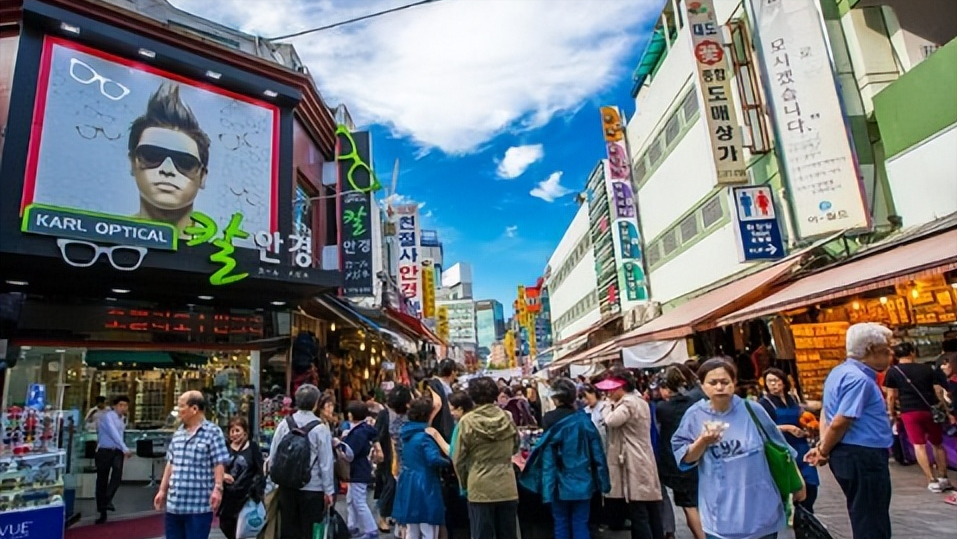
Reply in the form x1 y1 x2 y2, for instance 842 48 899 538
701 196 724 228
679 214 699 243
662 229 679 255
646 242 661 268
647 140 663 166
664 114 681 147
681 91 698 122
633 158 647 185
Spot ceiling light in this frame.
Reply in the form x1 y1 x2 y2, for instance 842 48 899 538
60 22 80 34
879 296 888 305
330 322 336 332
111 288 130 294
360 342 366 351
138 48 156 59
55 349 66 353
5 280 28 286
205 70 222 80
951 282 957 290
198 295 214 300
105 297 117 302
911 289 919 299
263 89 278 98
270 301 286 306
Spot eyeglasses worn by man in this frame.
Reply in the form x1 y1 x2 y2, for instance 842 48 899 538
154 390 230 539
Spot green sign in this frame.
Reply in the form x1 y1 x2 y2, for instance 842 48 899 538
186 211 250 286
21 203 178 251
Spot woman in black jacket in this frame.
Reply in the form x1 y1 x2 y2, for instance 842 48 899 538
219 416 264 539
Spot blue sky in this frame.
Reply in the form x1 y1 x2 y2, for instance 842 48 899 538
172 0 663 307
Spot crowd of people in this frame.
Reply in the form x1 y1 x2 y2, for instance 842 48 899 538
88 323 957 539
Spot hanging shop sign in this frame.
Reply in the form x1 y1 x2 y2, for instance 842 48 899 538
731 185 786 262
103 307 263 336
338 127 378 297
746 0 870 238
393 204 422 316
22 37 280 243
599 106 649 307
436 304 450 342
686 0 748 184
421 259 436 319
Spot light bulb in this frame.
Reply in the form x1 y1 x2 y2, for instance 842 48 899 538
911 289 919 299
852 301 861 310
879 296 888 305
360 342 366 351
364 367 370 379
330 322 336 332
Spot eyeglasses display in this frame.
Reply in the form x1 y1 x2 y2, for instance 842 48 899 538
69 57 130 101
0 408 67 513
56 239 148 271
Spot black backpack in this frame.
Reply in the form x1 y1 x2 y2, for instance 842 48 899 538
269 417 321 489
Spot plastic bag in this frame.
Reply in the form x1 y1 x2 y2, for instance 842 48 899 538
793 505 834 539
236 499 267 539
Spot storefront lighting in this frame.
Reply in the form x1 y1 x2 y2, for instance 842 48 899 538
138 48 156 59
360 342 366 351
55 349 66 353
911 289 920 299
330 322 336 332
852 301 861 310
270 301 286 306
111 288 131 294
951 282 957 290
106 297 117 302
4 280 28 286
198 295 214 300
363 367 370 379
263 89 278 98
205 70 222 80
879 296 888 305
371 347 377 354
60 22 80 34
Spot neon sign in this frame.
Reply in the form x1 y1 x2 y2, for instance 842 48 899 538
186 212 250 285
336 125 382 193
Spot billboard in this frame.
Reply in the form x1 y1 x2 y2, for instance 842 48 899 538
746 0 870 238
686 0 748 184
339 128 375 296
599 106 649 307
394 204 422 315
22 37 279 243
421 258 436 319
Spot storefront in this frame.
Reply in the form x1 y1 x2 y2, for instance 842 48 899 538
0 0 343 533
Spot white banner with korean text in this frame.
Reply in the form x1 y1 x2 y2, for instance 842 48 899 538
393 204 423 316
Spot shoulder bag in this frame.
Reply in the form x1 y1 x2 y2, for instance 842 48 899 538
744 401 804 501
892 366 948 424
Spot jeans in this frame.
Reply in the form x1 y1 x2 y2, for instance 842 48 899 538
706 535 776 539
625 501 663 539
552 499 590 539
829 444 892 539
165 512 214 539
94 448 124 512
468 501 518 539
278 488 326 539
347 482 378 535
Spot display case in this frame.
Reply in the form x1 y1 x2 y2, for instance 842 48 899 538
0 408 67 513
792 322 848 401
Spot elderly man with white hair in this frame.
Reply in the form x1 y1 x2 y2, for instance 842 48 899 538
805 322 894 539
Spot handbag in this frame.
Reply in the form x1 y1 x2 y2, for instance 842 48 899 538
892 366 949 424
236 499 267 539
334 445 351 482
793 505 835 539
744 401 804 500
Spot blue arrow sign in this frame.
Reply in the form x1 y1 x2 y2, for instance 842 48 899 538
732 186 786 261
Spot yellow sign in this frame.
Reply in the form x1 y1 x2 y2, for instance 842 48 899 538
437 305 449 341
421 259 436 319
504 330 516 367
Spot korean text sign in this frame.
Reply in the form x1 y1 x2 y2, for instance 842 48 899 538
686 0 748 184
394 204 422 315
22 37 279 243
747 0 870 238
731 185 785 261
421 258 436 319
338 127 377 296
599 106 649 306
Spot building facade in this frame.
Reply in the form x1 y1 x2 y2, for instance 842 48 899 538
475 299 505 352
436 298 477 350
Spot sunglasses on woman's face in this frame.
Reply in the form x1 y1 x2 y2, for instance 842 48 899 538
134 144 204 177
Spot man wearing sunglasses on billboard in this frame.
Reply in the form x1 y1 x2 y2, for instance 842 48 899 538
128 83 210 237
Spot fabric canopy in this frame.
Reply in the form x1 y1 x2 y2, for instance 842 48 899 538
621 339 690 369
720 228 957 325
85 350 207 369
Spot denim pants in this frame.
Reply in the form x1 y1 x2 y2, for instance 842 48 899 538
705 535 776 539
468 501 518 539
165 512 214 539
829 444 892 539
347 482 378 535
551 499 591 539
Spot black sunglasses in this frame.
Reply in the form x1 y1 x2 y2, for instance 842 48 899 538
134 144 205 177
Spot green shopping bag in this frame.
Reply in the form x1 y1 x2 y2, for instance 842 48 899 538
312 521 327 539
744 401 804 500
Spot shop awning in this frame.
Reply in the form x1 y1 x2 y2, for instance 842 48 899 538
621 339 690 369
719 228 957 326
616 251 810 348
312 295 383 332
385 308 444 345
85 350 207 369
547 340 620 372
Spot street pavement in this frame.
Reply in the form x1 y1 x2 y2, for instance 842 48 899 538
180 461 956 539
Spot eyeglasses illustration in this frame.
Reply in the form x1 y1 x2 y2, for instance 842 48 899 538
218 132 254 151
57 239 147 271
134 144 205 178
78 104 116 124
335 126 381 193
76 125 122 140
69 58 130 101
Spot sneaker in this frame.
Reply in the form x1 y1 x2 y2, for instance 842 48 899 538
938 477 953 491
928 480 944 493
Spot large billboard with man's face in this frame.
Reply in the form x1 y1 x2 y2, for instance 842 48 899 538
21 37 280 242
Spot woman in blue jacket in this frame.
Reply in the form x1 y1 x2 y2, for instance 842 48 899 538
343 401 381 539
392 397 450 539
521 378 611 539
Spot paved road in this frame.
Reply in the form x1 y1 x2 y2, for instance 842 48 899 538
184 461 957 539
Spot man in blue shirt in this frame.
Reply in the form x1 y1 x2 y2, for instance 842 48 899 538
806 322 894 539
95 395 131 524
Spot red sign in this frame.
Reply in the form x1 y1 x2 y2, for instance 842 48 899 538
695 40 724 65
103 308 263 337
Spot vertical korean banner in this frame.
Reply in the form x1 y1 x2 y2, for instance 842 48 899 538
338 128 377 296
437 305 450 342
421 258 436 319
393 204 422 316
686 0 748 184
599 106 649 308
746 0 870 238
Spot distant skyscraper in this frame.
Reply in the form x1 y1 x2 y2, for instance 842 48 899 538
475 299 505 350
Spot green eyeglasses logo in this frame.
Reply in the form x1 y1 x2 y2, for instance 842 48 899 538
336 125 381 193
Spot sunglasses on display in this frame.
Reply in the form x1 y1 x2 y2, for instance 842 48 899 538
134 144 205 177
57 239 147 271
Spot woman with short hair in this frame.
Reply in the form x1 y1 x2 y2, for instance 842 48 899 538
218 416 264 539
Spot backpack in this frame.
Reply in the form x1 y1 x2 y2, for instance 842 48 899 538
269 417 321 489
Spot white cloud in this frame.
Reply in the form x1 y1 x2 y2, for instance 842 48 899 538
530 172 572 202
505 225 518 238
168 0 659 154
496 144 544 179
